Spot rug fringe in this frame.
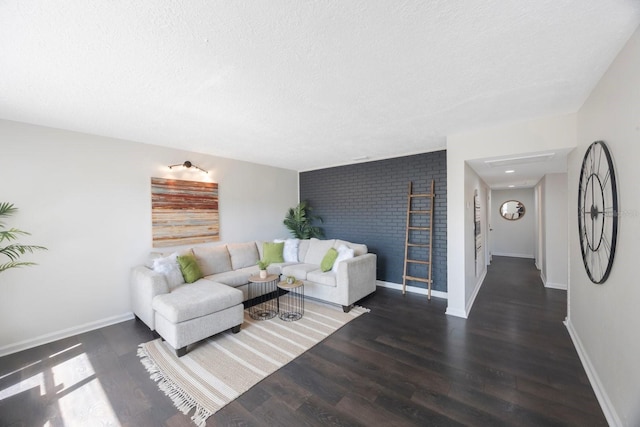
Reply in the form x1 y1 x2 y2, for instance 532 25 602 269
137 344 212 427
353 304 371 313
192 405 213 427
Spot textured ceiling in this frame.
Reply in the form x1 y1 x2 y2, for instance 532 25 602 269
1 1 639 173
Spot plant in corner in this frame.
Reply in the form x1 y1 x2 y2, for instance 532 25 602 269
0 202 47 273
283 200 324 239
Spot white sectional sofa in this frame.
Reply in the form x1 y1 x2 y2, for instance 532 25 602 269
130 238 377 355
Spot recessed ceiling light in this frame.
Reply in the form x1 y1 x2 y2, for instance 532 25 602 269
508 185 515 188
505 170 515 174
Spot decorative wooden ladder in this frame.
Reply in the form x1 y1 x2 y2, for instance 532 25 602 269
402 180 435 300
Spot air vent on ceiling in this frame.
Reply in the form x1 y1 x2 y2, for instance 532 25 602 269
484 152 555 168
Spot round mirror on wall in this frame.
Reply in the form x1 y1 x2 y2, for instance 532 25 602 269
500 200 525 220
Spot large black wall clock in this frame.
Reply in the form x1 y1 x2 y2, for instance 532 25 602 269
578 140 618 284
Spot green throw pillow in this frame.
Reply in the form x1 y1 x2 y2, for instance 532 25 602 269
263 242 285 264
320 248 338 272
177 254 203 284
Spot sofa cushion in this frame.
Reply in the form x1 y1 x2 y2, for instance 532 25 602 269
334 239 368 256
205 266 259 287
256 240 265 259
193 245 232 276
227 242 260 270
281 263 320 281
307 270 337 287
153 280 243 323
298 239 310 261
177 253 203 283
266 262 295 276
320 248 339 272
304 238 336 265
262 242 285 264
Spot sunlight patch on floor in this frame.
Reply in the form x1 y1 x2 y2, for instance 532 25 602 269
0 371 45 399
52 351 120 425
0 344 120 426
57 377 120 425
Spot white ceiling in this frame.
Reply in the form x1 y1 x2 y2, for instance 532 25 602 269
1 1 639 173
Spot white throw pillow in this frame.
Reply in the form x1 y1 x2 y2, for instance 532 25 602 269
285 239 300 262
332 244 355 273
274 238 300 263
152 252 184 289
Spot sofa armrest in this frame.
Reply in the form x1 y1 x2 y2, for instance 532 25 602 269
336 253 377 305
130 265 170 330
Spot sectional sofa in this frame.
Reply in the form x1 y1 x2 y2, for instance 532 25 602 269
130 238 377 355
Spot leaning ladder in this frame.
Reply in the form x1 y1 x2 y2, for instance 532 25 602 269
402 180 435 300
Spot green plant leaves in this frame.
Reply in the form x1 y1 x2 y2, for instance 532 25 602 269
0 202 47 273
1 243 47 262
283 201 324 239
0 261 38 272
0 228 30 243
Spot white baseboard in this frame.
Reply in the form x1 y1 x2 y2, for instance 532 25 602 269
443 269 486 319
540 270 567 290
465 269 486 316
544 282 567 290
565 318 620 426
445 306 468 318
492 252 534 259
0 312 135 357
376 280 448 300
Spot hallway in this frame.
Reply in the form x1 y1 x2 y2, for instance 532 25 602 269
461 256 605 425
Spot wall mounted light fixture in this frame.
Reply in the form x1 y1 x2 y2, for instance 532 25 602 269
168 160 208 174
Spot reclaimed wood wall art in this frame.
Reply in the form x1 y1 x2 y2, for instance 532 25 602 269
151 177 220 247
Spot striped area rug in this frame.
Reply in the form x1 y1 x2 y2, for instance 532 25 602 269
138 300 369 426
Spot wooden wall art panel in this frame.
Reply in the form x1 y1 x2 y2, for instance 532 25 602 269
151 177 219 248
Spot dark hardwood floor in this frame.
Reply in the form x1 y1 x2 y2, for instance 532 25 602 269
0 256 606 426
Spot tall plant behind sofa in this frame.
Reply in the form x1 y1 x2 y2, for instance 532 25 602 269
283 201 324 239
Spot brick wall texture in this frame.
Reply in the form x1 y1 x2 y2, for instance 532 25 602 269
299 150 447 292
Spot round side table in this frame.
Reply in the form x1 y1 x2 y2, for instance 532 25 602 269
277 279 304 321
248 274 279 320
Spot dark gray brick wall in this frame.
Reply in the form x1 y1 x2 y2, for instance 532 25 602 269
299 150 447 292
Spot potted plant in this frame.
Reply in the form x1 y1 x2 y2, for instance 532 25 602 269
1 202 47 272
283 200 324 239
257 259 269 278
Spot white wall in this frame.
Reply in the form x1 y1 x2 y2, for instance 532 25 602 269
463 164 489 314
446 113 577 317
568 26 640 427
491 188 535 258
0 120 299 355
534 181 544 271
539 173 568 289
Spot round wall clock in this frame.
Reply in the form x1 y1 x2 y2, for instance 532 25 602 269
577 140 618 284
